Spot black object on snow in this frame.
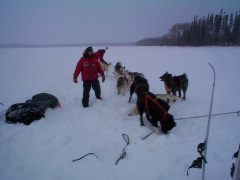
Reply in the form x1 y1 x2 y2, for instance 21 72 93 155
5 93 60 125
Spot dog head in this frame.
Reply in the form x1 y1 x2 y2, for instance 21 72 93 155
160 72 173 89
135 83 149 97
134 76 148 85
159 72 172 81
160 113 176 134
115 62 122 68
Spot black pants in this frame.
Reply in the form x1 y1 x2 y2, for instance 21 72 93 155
82 79 101 107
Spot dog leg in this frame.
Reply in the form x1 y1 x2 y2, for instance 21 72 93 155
140 115 144 126
172 91 176 96
128 94 132 103
178 90 181 98
128 83 135 103
152 126 161 135
123 88 126 96
165 87 169 94
138 108 144 126
146 113 151 121
183 91 186 100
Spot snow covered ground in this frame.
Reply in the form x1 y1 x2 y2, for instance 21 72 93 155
0 46 240 180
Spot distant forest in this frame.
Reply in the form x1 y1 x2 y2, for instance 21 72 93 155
136 9 240 46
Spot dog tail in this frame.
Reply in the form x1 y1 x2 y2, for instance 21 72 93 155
182 73 188 80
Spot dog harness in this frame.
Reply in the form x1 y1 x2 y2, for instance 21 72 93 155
145 94 168 121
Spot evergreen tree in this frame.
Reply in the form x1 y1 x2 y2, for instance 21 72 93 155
136 9 240 46
232 11 240 45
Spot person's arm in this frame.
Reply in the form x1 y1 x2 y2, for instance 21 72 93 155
95 50 107 64
73 58 83 83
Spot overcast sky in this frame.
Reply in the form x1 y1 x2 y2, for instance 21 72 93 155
0 0 239 44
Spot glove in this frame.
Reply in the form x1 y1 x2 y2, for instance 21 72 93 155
73 78 78 83
102 75 105 82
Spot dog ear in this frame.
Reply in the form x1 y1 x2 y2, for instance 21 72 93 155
165 72 172 76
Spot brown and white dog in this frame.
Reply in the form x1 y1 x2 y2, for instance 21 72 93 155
134 84 176 134
114 62 126 79
160 72 188 100
114 62 122 74
125 71 145 87
99 61 112 77
117 75 128 95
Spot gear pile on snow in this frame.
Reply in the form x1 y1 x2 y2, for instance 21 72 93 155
5 93 60 125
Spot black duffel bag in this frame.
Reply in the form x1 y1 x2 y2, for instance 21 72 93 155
5 93 60 125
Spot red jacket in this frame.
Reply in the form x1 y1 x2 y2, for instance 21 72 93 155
95 50 107 64
74 55 104 81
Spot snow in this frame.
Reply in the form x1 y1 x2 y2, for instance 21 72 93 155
0 46 240 180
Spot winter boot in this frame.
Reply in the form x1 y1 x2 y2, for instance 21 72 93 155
82 98 89 108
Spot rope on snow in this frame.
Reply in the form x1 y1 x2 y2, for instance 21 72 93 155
175 110 240 121
72 153 99 162
115 134 130 165
142 110 239 141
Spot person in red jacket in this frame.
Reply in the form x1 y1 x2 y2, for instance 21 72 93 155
73 46 105 108
95 49 108 65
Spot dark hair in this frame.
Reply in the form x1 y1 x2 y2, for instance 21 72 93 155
99 49 105 55
83 46 94 57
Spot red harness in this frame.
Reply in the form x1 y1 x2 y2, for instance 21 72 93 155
145 94 168 121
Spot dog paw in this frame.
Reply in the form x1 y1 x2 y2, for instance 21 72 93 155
152 126 161 135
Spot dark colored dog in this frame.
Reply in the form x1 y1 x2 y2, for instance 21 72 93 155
135 84 176 134
128 75 149 103
160 72 188 100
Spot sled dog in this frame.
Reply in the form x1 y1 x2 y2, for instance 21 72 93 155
135 84 176 134
117 75 128 95
114 62 122 75
160 72 188 100
114 62 126 79
128 76 149 103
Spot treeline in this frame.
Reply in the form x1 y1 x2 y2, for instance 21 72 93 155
136 9 240 46
0 42 135 49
